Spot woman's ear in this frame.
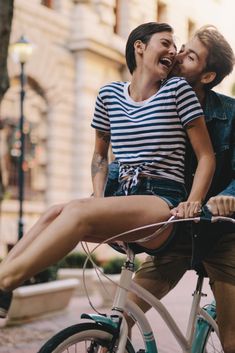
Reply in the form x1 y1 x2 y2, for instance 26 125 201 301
134 40 145 54
201 71 216 85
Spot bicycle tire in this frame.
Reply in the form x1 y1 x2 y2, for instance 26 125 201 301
37 322 135 353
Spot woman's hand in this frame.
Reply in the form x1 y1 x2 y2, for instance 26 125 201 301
171 201 202 218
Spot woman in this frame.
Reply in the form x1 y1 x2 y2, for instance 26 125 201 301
0 23 214 300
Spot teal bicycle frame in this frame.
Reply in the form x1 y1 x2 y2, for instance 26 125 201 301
81 252 220 353
80 211 232 352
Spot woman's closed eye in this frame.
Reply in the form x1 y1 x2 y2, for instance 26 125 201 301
161 40 171 48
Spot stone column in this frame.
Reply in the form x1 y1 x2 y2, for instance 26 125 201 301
70 0 125 197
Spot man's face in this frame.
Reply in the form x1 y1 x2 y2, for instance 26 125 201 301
171 36 209 86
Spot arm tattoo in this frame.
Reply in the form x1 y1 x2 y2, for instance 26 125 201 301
91 152 108 178
97 131 110 144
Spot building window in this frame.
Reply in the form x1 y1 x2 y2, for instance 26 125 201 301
41 0 53 9
157 1 167 22
188 19 196 39
0 119 37 200
114 0 120 34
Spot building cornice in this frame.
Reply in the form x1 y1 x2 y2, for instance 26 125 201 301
69 34 125 65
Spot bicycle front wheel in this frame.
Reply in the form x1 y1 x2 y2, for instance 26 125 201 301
193 316 224 353
38 322 135 353
200 325 224 353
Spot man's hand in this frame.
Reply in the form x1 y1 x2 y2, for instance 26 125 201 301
206 195 235 216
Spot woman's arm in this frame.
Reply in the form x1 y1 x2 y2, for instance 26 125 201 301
91 130 110 197
186 116 215 202
172 116 215 217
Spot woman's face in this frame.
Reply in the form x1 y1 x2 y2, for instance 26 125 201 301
136 31 177 80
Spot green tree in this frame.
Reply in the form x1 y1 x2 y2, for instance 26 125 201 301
0 0 14 200
0 0 14 103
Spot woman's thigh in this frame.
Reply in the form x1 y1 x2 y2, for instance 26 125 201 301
81 195 172 248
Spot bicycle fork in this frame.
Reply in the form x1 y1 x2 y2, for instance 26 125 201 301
81 254 137 353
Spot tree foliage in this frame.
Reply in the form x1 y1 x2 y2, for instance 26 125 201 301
0 0 14 104
0 1 14 199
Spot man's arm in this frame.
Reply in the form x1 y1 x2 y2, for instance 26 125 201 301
91 130 110 197
207 113 235 215
207 176 235 216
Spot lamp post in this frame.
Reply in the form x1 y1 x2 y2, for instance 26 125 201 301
11 36 33 239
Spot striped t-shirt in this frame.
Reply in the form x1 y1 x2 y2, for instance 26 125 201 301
91 77 203 185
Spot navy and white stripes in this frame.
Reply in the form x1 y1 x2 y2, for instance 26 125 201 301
91 77 203 185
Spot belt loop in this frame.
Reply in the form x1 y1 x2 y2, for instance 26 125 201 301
146 177 151 191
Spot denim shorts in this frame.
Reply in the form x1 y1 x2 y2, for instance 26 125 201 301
106 176 187 255
113 176 187 208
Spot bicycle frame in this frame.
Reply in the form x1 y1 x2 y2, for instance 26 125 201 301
128 276 219 353
82 258 220 353
81 211 232 352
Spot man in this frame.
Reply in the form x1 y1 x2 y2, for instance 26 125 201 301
105 25 235 353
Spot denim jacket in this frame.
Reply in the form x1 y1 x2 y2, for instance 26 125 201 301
185 89 235 200
186 90 235 266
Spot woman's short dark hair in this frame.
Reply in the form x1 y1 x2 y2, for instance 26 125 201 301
195 25 235 89
125 22 173 74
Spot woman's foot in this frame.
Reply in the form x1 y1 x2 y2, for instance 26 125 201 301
0 290 13 318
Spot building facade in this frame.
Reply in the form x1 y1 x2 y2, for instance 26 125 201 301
0 0 234 257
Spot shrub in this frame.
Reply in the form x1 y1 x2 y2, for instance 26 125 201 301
58 251 100 269
23 265 58 285
103 257 142 274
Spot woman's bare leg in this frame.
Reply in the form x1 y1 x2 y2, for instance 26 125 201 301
0 195 172 291
2 204 66 265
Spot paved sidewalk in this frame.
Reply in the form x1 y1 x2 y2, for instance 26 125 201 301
0 271 214 353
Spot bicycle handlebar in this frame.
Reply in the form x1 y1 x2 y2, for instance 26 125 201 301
111 205 235 245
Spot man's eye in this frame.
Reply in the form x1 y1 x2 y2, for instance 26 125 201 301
188 55 195 61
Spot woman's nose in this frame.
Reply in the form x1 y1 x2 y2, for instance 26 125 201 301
169 45 177 57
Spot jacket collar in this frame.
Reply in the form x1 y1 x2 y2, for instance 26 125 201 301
204 90 228 122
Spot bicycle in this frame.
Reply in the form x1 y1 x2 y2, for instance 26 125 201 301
38 208 235 353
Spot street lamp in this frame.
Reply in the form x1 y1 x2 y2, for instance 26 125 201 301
10 36 33 239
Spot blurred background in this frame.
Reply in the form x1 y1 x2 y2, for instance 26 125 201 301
0 0 235 259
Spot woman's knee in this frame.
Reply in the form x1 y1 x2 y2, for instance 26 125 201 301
63 198 95 230
64 198 91 213
42 204 65 223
